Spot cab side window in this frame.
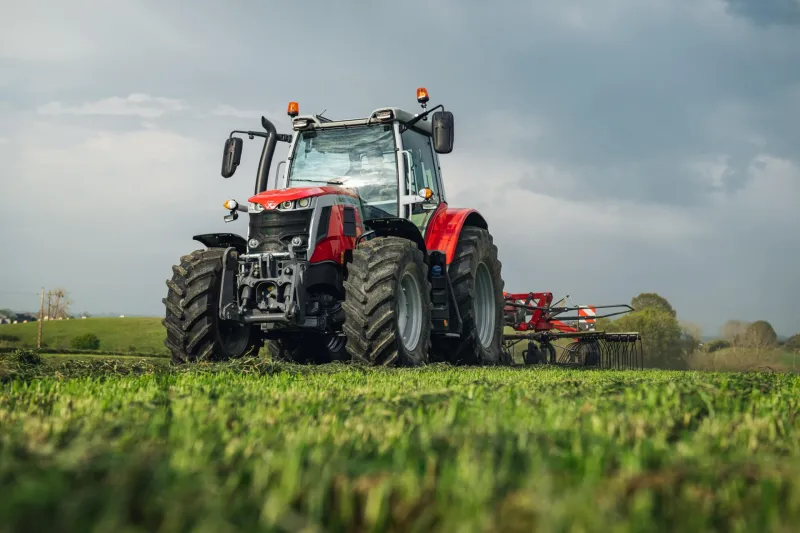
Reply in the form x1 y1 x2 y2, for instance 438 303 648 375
401 128 440 207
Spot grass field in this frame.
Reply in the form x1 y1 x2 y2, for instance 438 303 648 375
2 350 800 532
0 317 168 355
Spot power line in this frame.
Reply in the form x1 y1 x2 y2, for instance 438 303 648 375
0 290 41 296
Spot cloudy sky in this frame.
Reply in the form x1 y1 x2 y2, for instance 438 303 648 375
1 0 798 337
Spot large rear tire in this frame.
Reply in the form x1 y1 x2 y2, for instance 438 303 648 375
431 226 505 365
162 248 261 365
342 236 431 366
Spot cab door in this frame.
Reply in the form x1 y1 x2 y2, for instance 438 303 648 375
400 127 443 235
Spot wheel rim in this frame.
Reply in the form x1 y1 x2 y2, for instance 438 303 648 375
474 262 496 348
396 270 423 351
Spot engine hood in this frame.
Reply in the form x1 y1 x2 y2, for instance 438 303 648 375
248 186 357 210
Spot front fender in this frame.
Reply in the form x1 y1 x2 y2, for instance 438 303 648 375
364 218 427 256
193 233 247 254
424 206 488 264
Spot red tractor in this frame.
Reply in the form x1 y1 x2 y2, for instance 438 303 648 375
163 88 507 366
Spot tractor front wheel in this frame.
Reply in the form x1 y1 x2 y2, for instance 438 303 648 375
431 226 505 365
163 248 261 365
342 236 431 366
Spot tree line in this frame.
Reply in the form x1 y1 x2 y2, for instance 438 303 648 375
597 292 799 370
0 288 91 322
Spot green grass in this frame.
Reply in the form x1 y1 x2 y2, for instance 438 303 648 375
0 317 167 355
2 352 800 532
41 352 169 362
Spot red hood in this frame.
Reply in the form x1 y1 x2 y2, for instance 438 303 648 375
248 186 358 209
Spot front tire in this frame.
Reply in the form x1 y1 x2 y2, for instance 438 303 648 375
162 248 261 365
431 226 505 365
342 236 431 366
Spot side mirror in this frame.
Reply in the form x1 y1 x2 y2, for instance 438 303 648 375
432 111 454 154
221 137 243 178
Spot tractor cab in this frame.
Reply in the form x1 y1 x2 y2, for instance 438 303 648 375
277 88 454 234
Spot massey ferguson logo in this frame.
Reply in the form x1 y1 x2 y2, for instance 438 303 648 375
264 201 277 210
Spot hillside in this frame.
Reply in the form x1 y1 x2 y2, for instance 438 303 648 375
0 317 168 355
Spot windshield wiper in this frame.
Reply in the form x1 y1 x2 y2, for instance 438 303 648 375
290 179 338 184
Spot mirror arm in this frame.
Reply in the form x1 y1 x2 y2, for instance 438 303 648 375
230 130 266 140
229 130 292 143
400 104 444 133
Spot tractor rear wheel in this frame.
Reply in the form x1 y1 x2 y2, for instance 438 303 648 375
266 334 348 364
162 248 261 365
342 236 431 366
431 226 505 365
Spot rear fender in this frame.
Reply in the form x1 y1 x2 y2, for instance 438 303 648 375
424 206 488 264
193 233 247 254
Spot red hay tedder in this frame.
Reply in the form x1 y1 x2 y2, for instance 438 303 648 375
502 292 643 369
162 87 643 369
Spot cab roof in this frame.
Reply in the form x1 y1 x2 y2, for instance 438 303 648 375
292 107 433 135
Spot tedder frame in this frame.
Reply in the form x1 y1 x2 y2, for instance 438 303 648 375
162 88 643 368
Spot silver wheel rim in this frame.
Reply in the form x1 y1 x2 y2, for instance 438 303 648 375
475 262 496 348
397 270 423 351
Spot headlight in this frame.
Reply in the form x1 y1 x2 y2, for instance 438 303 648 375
248 202 264 213
280 200 293 210
297 198 310 208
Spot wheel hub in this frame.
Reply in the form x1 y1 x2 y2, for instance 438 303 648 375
474 262 496 348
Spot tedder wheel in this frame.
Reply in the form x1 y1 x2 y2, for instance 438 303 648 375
163 248 261 365
266 334 348 364
570 341 601 367
583 341 601 367
342 236 431 366
541 341 556 364
523 344 542 365
430 226 506 365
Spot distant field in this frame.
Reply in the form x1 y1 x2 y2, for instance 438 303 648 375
0 317 554 361
0 317 168 355
2 356 800 532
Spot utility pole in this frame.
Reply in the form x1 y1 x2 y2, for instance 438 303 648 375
37 288 44 349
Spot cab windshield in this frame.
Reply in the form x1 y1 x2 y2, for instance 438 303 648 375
286 123 399 218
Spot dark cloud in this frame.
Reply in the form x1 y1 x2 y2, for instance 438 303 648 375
724 0 800 26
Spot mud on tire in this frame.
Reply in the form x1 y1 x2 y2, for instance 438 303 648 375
162 248 261 365
342 236 431 366
431 226 505 365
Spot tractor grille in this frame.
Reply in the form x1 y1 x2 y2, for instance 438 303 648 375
248 209 312 253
